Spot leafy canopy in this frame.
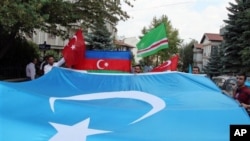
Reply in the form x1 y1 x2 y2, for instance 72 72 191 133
222 0 250 73
139 15 181 66
0 0 134 38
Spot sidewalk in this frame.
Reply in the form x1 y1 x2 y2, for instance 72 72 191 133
2 78 28 82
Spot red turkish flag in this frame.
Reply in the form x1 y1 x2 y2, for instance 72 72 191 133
62 29 86 68
151 55 179 72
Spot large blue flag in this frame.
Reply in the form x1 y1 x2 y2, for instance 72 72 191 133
0 67 249 141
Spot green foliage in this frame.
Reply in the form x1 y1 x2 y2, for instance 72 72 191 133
218 45 224 73
0 39 39 65
0 0 135 78
0 38 40 79
222 0 250 73
45 50 61 61
0 0 133 39
0 0 134 59
85 19 115 50
140 15 181 66
239 0 250 68
203 46 222 77
179 40 195 72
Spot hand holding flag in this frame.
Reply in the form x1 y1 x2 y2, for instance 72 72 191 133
62 29 86 68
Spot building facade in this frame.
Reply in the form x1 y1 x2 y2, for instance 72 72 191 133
193 43 203 72
27 21 118 58
193 33 223 72
123 37 140 63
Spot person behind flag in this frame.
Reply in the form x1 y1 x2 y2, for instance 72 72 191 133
192 66 200 74
233 72 250 115
43 55 65 74
39 56 48 76
143 62 153 72
26 57 38 80
133 64 142 73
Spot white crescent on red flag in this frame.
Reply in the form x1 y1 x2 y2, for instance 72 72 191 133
151 55 179 72
62 29 86 68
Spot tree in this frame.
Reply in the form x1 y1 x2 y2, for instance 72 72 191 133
0 0 134 59
179 40 195 72
203 46 221 77
222 0 250 73
239 0 250 69
0 39 40 79
140 15 181 67
85 19 115 51
218 45 224 74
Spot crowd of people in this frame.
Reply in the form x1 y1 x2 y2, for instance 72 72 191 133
191 66 250 115
26 57 197 77
131 63 153 74
25 55 65 80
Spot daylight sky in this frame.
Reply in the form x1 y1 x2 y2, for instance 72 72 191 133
116 0 235 43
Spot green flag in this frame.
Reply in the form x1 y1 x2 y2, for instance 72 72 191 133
136 23 168 57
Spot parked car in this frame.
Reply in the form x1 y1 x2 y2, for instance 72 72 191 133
221 78 237 97
212 76 232 89
212 76 250 96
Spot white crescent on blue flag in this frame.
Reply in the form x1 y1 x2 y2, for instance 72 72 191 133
0 67 249 141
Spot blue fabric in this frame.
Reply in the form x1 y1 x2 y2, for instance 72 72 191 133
188 64 192 73
0 67 249 141
245 81 250 87
86 51 131 60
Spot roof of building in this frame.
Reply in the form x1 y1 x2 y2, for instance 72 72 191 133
114 40 135 48
193 43 203 49
200 33 223 43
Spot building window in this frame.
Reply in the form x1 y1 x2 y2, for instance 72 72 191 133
49 33 56 39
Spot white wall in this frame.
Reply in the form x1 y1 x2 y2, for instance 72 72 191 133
123 37 141 63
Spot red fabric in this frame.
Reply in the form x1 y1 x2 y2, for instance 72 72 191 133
234 86 250 104
62 29 85 68
170 55 178 71
74 58 131 72
151 55 179 72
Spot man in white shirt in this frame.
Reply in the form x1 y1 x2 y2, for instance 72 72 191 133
39 56 48 75
44 55 65 74
26 58 37 80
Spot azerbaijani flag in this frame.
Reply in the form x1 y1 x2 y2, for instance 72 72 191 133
136 23 168 57
74 51 131 73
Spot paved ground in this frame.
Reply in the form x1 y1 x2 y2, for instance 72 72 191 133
1 78 28 82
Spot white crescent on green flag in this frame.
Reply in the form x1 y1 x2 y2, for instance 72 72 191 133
136 23 168 57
